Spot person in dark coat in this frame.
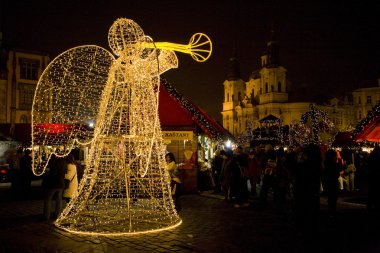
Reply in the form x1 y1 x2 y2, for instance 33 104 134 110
42 155 67 221
294 143 322 237
19 149 33 199
366 146 380 211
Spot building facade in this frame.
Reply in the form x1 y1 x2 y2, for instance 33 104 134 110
221 36 380 138
0 46 50 134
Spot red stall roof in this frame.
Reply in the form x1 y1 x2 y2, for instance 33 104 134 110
354 100 380 142
159 79 233 141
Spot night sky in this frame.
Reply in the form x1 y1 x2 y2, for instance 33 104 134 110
2 1 380 122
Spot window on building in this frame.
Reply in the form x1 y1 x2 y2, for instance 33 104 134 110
227 92 229 102
278 82 282 92
20 114 28 123
271 85 274 92
265 83 268 93
358 96 361 104
259 88 262 95
20 59 39 80
366 96 372 104
358 111 362 120
19 84 35 110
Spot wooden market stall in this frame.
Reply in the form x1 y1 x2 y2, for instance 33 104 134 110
159 79 233 193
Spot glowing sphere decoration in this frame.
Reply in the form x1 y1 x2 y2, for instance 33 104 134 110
31 18 212 235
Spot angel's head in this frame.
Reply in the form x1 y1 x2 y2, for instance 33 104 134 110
108 18 151 60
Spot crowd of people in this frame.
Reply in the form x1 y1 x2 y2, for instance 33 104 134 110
5 144 380 227
7 149 79 221
208 143 380 233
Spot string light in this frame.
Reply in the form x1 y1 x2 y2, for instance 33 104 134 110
31 18 212 235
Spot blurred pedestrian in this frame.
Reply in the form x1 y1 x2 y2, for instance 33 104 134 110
220 149 234 202
165 152 182 212
247 146 261 197
211 150 223 193
259 148 277 207
366 146 380 211
63 154 78 203
42 155 67 221
324 149 341 218
232 146 249 208
273 146 288 212
8 148 23 199
294 143 322 237
19 149 33 199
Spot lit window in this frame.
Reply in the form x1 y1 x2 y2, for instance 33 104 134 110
19 84 35 110
20 59 39 80
20 114 28 123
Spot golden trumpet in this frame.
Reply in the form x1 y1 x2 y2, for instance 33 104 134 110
145 33 212 62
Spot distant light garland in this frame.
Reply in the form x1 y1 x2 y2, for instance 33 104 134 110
31 18 212 235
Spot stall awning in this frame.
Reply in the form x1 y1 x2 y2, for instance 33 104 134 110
354 100 380 142
160 79 233 141
355 115 380 142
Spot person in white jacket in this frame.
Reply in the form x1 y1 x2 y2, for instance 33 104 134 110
63 154 78 202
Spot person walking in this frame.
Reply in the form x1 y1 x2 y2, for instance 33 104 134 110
211 150 223 193
42 155 67 221
232 146 249 208
324 149 341 218
220 149 234 202
247 147 261 197
8 148 23 199
63 154 78 203
19 149 33 199
259 149 277 207
366 146 380 211
165 152 182 212
294 143 322 237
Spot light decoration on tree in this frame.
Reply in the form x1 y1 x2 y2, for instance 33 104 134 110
289 120 312 148
300 104 336 146
31 18 212 235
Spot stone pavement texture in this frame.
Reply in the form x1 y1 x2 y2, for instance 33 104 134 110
0 184 380 253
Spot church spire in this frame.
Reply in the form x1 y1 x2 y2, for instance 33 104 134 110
264 25 280 67
226 48 241 81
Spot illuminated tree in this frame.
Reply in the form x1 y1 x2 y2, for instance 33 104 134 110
31 18 211 235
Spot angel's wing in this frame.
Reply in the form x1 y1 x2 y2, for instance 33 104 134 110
32 45 115 174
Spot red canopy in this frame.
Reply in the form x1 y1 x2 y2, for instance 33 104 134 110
355 114 380 142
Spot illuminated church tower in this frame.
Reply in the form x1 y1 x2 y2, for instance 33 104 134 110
222 30 310 137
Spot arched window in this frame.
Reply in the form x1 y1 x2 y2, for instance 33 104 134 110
265 83 268 93
278 82 282 92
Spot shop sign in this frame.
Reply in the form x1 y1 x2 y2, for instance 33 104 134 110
162 131 193 140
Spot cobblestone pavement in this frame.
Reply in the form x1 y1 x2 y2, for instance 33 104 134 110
0 184 379 253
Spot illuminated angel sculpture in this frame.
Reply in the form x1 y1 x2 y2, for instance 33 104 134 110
31 18 212 235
